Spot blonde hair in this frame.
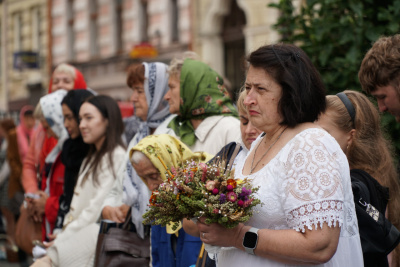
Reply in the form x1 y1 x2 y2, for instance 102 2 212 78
326 90 400 264
53 63 76 79
33 102 44 120
168 51 198 78
236 88 247 115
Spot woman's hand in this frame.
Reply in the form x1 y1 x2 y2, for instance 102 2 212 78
196 217 247 248
32 191 49 222
47 233 57 241
182 218 200 237
102 204 129 223
43 240 54 248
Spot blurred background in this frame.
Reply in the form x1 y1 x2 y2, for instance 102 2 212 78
0 0 399 146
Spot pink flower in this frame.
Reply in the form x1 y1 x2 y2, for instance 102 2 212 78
212 188 219 195
243 199 253 208
227 192 237 202
199 163 207 181
226 185 233 191
205 95 212 103
206 181 216 191
237 200 244 207
170 166 177 176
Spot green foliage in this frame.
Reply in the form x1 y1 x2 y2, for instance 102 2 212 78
269 0 400 152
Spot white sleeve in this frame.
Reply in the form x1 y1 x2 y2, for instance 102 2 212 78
282 130 346 232
58 149 126 238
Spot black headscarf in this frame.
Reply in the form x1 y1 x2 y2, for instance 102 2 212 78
55 89 93 230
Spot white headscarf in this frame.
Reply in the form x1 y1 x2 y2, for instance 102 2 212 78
40 89 68 164
122 62 170 238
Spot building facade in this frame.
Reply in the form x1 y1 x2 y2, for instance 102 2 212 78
0 0 281 112
51 0 280 102
0 0 49 112
51 0 193 101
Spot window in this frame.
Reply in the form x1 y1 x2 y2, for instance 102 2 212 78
66 0 75 60
139 0 148 42
170 0 178 42
13 13 22 51
31 7 41 51
114 0 123 53
89 0 98 56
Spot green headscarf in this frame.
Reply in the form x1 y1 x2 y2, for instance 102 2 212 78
168 59 238 146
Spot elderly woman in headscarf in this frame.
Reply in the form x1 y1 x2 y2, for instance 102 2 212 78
31 90 70 241
161 54 241 155
129 134 213 267
22 63 88 195
101 62 171 229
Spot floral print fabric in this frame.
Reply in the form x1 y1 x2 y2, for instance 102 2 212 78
168 59 238 146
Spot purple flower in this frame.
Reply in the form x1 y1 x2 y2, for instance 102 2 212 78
241 187 252 196
220 193 226 203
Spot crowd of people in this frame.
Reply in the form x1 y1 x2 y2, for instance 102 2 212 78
0 34 400 267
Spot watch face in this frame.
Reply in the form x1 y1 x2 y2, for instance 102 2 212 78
243 231 258 248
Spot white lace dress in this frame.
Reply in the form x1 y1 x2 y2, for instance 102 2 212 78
217 128 363 267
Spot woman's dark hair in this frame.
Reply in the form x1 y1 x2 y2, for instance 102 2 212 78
61 89 94 122
81 95 125 185
247 44 326 127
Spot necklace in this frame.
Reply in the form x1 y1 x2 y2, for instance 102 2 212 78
250 126 288 174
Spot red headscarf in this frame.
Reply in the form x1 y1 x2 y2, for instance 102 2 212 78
48 65 87 93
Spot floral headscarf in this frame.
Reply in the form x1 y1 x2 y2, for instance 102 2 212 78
123 62 170 143
122 62 171 238
130 134 213 183
40 89 68 164
168 59 238 146
127 134 212 238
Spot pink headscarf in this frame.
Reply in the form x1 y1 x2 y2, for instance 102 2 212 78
16 105 35 162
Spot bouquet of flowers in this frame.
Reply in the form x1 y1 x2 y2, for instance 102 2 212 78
142 159 262 231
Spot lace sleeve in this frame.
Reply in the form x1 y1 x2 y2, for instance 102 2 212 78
282 130 345 233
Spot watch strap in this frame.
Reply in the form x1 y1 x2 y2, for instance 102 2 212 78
243 227 259 255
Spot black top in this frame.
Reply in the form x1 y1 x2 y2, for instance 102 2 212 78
351 169 400 267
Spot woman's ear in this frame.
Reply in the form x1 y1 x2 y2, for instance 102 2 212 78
346 129 356 148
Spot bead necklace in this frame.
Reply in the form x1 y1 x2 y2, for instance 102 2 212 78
250 126 288 174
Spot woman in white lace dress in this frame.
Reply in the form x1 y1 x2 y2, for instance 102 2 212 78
196 44 364 266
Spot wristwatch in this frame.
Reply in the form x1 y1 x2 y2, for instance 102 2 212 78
242 227 259 255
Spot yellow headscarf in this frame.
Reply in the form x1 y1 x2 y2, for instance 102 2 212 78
129 134 213 235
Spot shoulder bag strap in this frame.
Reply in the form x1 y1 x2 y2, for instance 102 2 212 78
227 143 241 171
122 208 132 230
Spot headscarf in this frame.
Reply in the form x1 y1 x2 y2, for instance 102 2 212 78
16 105 35 162
128 134 213 237
48 65 87 93
168 59 238 146
123 62 170 144
40 90 68 164
55 90 94 230
121 62 170 237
